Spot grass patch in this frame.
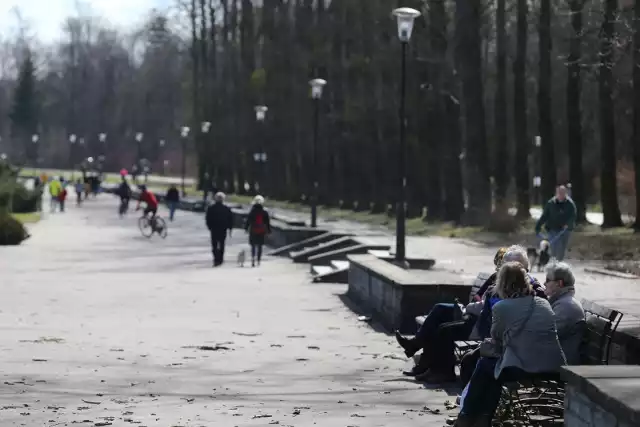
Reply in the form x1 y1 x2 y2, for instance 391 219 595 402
11 212 41 224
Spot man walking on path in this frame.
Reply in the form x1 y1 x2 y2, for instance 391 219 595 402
165 185 180 221
535 185 577 261
206 192 233 267
48 177 62 213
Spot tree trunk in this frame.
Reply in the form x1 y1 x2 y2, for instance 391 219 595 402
634 0 640 230
599 0 623 228
494 0 509 212
513 0 531 218
455 0 491 225
567 0 587 224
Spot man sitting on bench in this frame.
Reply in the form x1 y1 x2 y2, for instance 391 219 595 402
395 247 508 378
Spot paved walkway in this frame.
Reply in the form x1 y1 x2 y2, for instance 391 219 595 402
0 196 458 426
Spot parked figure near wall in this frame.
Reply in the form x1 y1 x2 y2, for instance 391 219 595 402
244 195 271 267
165 185 180 221
535 185 576 261
206 192 233 267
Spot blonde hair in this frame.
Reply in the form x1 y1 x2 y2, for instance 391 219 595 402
496 262 532 299
253 195 265 205
494 247 508 270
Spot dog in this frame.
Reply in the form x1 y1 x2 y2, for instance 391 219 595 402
237 249 246 267
527 239 551 272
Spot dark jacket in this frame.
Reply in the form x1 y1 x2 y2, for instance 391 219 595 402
535 197 577 233
477 274 545 339
206 202 233 236
166 187 180 203
118 182 131 199
244 204 271 235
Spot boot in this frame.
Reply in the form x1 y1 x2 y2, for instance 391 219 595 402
395 330 420 358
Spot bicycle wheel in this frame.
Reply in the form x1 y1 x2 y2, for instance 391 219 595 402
138 216 153 238
155 217 168 239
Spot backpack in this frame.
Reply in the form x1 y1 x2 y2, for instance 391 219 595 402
252 211 266 235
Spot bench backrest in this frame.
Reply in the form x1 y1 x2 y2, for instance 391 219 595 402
580 298 623 365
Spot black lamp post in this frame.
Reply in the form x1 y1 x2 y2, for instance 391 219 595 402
180 126 190 196
309 78 327 228
254 105 268 195
392 7 421 265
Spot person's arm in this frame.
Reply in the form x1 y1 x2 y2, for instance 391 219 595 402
227 207 233 234
490 301 505 347
476 273 497 299
265 211 272 233
535 201 550 234
244 211 252 232
566 198 577 230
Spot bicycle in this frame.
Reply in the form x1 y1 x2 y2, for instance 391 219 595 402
138 213 168 239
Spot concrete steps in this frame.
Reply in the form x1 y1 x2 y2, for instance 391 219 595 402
290 236 356 263
311 262 350 283
267 232 343 257
308 243 391 268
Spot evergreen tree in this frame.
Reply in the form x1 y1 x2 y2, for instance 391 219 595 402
10 53 38 160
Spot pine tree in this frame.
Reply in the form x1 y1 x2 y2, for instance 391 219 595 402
10 53 38 158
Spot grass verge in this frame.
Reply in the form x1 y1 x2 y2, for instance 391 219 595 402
11 212 41 224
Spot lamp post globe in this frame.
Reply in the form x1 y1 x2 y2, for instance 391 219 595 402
309 78 327 100
254 105 268 122
392 7 421 42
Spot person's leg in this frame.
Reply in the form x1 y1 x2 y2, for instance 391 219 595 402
395 303 458 358
459 357 501 416
257 244 263 265
219 237 226 264
210 233 217 265
548 230 561 259
460 348 481 389
556 231 571 261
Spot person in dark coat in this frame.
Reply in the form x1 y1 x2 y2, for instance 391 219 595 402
165 185 180 221
244 195 271 267
206 192 233 267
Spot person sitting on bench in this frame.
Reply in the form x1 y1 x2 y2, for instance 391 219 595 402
451 262 566 427
458 245 547 387
395 247 508 378
412 245 546 384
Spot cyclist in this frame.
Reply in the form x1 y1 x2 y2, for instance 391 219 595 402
136 185 160 230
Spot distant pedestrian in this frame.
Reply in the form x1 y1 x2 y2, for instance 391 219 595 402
535 185 577 261
48 177 62 213
165 185 180 221
244 195 271 267
59 180 67 212
75 179 84 206
206 192 233 267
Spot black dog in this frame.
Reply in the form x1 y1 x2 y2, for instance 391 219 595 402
528 240 551 272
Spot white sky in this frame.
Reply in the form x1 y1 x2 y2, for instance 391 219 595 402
0 0 173 41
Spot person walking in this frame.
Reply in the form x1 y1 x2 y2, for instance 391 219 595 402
58 179 67 212
75 179 84 206
244 195 271 267
205 192 233 267
117 176 132 216
48 177 62 213
165 185 180 221
535 185 577 261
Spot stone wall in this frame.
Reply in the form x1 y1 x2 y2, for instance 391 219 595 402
565 385 633 427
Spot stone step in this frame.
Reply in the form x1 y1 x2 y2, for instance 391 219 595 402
290 236 355 263
331 260 349 270
308 243 391 267
311 265 335 277
268 231 342 257
312 264 349 284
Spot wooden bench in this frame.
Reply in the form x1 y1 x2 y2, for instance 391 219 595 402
502 299 623 426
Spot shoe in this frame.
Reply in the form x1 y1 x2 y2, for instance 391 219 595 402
251 260 255 267
395 330 419 358
414 369 457 384
452 414 491 427
402 364 429 377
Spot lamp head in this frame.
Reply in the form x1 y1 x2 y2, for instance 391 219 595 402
255 105 268 121
309 78 327 99
392 7 421 42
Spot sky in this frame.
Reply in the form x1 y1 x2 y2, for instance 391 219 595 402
0 0 173 41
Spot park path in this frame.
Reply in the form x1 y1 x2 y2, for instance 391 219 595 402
0 196 458 426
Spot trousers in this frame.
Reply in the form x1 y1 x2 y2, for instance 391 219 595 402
210 233 226 265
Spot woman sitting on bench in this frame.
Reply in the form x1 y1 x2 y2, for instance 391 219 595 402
395 247 508 379
451 262 566 427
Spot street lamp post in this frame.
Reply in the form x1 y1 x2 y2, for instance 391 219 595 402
135 132 144 165
31 134 39 169
392 7 421 266
254 106 268 195
180 126 190 196
69 134 77 178
309 78 327 228
534 135 542 205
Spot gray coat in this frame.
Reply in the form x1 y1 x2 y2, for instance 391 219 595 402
491 296 566 378
549 288 585 365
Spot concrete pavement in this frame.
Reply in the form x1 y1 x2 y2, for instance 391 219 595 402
0 196 458 426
